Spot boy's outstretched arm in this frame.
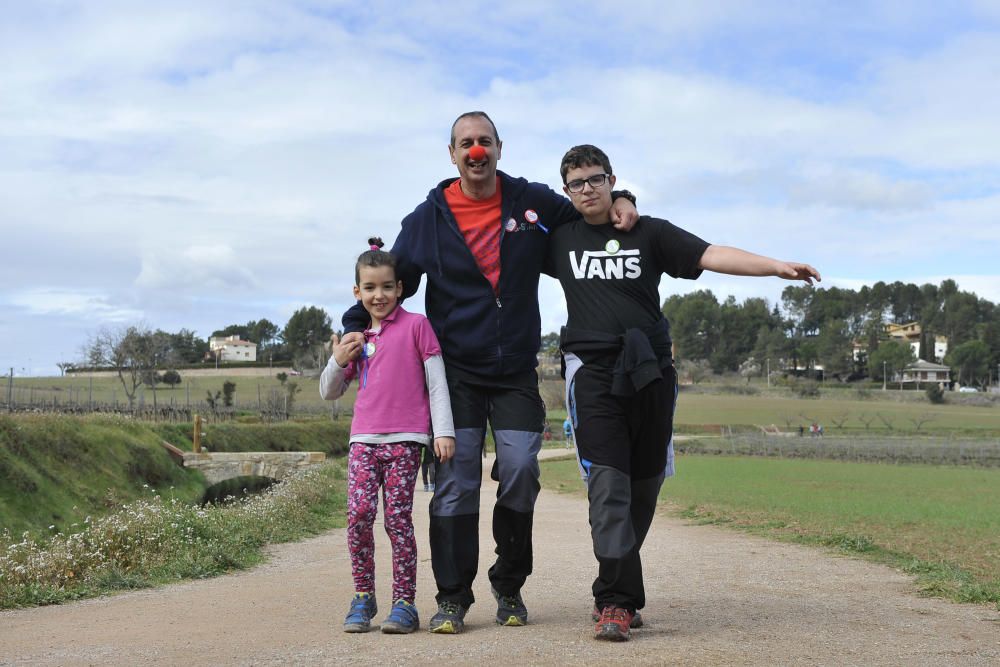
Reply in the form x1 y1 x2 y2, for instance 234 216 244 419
698 245 821 285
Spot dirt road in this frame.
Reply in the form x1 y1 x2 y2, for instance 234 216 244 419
2 452 998 666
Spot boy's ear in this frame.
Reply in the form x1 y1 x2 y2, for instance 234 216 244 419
610 174 617 188
353 284 361 300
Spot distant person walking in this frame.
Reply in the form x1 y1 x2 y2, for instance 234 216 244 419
563 417 574 448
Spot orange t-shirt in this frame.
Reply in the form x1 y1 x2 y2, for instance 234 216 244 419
444 178 503 294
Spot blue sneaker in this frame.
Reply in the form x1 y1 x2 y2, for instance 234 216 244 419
343 592 377 633
381 599 420 634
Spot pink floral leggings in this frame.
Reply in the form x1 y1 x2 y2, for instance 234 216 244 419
347 441 421 603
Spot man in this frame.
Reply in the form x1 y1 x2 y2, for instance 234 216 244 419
547 144 819 641
342 113 639 634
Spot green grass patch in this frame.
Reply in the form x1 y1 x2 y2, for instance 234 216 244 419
540 455 1000 609
0 414 207 535
0 414 353 536
0 461 346 609
9 373 357 413
673 393 1000 433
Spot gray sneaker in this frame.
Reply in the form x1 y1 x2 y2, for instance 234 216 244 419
428 600 467 634
492 586 528 626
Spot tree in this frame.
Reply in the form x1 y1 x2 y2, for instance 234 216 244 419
167 329 209 364
738 357 760 384
945 340 991 387
283 306 333 369
751 323 790 374
84 324 157 408
211 323 250 340
222 380 237 407
160 369 182 388
284 381 301 413
56 362 74 376
248 319 280 351
868 340 915 381
815 318 852 378
540 332 560 361
662 290 720 362
677 358 712 384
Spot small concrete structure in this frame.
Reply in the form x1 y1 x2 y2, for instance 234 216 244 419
161 442 325 485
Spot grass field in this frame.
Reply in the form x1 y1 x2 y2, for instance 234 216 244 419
13 374 997 434
540 455 1000 607
6 373 356 413
672 392 1000 432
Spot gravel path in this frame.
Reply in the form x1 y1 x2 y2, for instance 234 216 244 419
2 451 999 666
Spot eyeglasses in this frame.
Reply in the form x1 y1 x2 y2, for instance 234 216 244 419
565 173 610 194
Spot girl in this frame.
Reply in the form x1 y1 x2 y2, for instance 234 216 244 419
320 237 455 634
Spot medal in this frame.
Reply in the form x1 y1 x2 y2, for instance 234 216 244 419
363 341 377 358
605 239 621 254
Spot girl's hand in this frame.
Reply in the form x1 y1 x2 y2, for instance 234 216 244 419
330 332 363 367
434 436 456 464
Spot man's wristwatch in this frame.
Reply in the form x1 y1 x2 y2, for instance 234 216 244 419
611 189 636 205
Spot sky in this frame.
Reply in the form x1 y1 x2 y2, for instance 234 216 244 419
2 1 999 376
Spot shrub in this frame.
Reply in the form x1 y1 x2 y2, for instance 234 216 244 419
925 384 945 404
717 384 759 396
791 379 821 399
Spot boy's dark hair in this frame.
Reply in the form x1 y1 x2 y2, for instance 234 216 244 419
355 237 397 284
450 111 500 147
559 144 613 183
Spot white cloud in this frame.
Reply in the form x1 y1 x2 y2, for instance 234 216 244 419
1 1 998 374
5 288 143 322
136 244 258 290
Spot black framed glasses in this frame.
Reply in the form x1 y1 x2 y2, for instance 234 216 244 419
565 173 610 193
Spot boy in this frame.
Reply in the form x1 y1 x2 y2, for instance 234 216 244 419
546 145 819 641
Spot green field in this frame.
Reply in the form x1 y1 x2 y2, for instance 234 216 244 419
6 373 357 413
10 374 1000 433
541 455 1000 607
673 392 1000 432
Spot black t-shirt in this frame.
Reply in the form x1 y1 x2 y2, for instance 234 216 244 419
545 215 710 335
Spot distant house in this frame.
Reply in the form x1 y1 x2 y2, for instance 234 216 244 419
208 335 257 362
883 322 948 361
899 359 951 387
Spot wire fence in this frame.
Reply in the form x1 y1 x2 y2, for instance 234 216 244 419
1 376 344 423
677 432 1000 467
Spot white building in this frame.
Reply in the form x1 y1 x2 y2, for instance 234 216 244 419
899 359 951 386
884 322 948 362
208 335 257 362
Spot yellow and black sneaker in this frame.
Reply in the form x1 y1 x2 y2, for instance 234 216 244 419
491 586 528 627
428 600 467 634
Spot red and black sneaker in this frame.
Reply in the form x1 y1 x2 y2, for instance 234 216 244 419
592 605 643 628
594 605 634 642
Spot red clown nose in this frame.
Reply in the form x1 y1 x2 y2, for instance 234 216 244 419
468 145 487 161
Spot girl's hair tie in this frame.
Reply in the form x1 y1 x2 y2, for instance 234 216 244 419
369 244 380 251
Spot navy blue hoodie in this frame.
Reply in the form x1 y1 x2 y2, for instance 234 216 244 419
344 170 578 377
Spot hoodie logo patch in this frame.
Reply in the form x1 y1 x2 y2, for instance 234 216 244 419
505 218 518 232
524 209 539 223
